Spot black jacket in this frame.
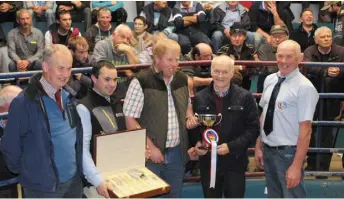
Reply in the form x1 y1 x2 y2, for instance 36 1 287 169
190 83 259 171
290 23 317 52
0 127 17 181
142 2 174 33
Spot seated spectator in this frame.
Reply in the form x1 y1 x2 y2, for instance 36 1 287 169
45 10 81 48
139 32 167 64
25 1 55 30
130 16 153 54
304 27 344 173
56 1 91 31
68 36 96 99
173 1 211 55
210 1 258 52
84 7 115 53
91 1 127 24
0 85 22 198
140 1 178 41
290 8 317 52
0 1 23 47
256 24 288 93
321 1 344 46
8 9 43 72
93 24 138 94
248 1 285 47
217 22 256 90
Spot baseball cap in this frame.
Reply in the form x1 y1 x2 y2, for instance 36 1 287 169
230 22 246 35
270 24 289 35
321 1 340 11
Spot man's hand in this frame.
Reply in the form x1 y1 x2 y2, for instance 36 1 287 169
0 3 10 12
186 116 199 129
266 1 278 15
96 181 113 198
217 143 229 155
188 147 199 160
194 141 208 156
254 146 264 170
22 60 30 69
112 1 117 5
115 44 131 53
150 145 164 164
286 164 301 188
224 28 230 37
74 73 82 80
203 3 212 11
265 35 272 44
59 5 73 11
145 145 151 160
328 67 340 77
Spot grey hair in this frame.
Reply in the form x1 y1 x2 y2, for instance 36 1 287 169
314 26 332 38
114 24 131 34
43 44 72 62
0 86 22 107
16 8 30 20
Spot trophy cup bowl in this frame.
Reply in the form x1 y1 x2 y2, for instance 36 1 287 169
195 113 222 127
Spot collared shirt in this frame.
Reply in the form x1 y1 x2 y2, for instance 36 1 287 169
318 46 331 55
259 68 319 146
7 27 44 63
213 84 229 97
222 6 240 29
123 76 181 148
40 76 61 103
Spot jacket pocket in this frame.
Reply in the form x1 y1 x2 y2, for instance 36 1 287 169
227 105 244 111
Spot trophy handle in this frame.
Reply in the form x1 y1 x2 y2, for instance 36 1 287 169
214 113 222 126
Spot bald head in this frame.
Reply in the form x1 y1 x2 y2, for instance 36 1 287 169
0 85 22 111
276 40 303 76
194 43 213 60
211 55 235 75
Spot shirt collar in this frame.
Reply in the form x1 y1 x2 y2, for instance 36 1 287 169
213 84 230 97
318 46 331 55
93 88 111 102
277 67 299 80
39 76 59 100
180 1 193 9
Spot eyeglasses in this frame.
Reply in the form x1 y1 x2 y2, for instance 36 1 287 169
134 23 144 26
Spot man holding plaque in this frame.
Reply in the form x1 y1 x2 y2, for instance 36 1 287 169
77 60 126 198
123 39 198 198
189 55 260 198
255 40 319 198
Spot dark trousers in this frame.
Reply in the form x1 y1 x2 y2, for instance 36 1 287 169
91 8 127 25
0 183 18 198
23 175 82 198
200 163 245 198
178 30 211 55
0 11 16 40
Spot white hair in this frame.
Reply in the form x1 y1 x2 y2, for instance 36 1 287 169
211 55 235 75
0 86 22 107
314 26 332 38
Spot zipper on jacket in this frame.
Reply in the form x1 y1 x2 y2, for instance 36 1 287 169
38 97 60 191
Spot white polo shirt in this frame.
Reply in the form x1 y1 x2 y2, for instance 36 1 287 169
259 68 319 146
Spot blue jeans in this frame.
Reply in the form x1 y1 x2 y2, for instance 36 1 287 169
23 175 82 198
28 9 55 30
146 144 185 198
263 145 306 198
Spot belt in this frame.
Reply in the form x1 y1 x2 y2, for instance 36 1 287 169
264 144 296 150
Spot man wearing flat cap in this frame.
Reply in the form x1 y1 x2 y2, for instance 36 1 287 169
217 22 257 90
256 24 289 94
321 1 344 46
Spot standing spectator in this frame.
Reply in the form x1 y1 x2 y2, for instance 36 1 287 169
25 1 55 30
248 1 285 46
130 16 153 55
304 27 344 172
173 1 211 55
140 1 178 41
256 24 289 94
56 1 91 31
45 10 81 48
1 44 84 198
91 1 127 24
123 39 198 198
290 8 318 52
8 9 43 72
84 7 115 53
0 1 23 46
321 1 344 46
0 85 22 198
255 40 319 198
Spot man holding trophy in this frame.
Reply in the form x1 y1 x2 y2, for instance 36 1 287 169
189 55 260 198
